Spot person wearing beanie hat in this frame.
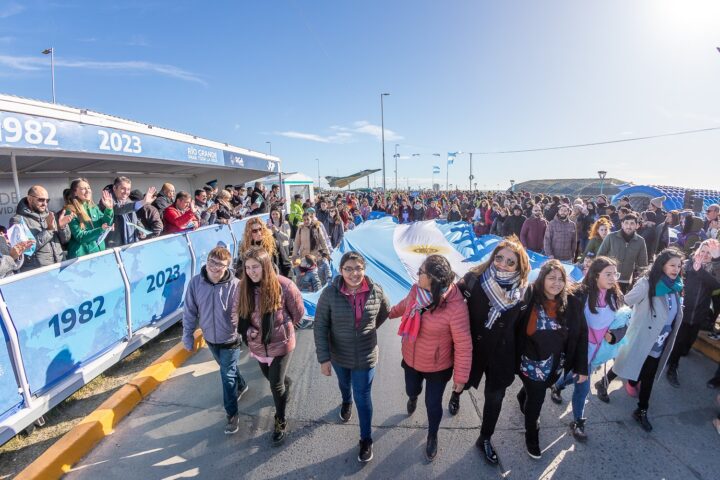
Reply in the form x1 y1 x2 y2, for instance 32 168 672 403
649 196 666 211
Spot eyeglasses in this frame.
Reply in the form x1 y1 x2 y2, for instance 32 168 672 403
207 258 229 269
342 266 364 274
601 271 622 280
29 194 50 203
493 255 517 268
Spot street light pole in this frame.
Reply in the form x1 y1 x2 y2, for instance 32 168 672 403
316 158 321 190
598 170 607 195
394 143 399 191
380 93 390 192
41 47 55 103
510 180 515 192
469 153 474 190
266 141 272 155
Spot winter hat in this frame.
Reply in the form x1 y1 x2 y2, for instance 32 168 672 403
650 196 666 209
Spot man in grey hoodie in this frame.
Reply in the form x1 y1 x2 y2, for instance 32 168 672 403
183 246 248 435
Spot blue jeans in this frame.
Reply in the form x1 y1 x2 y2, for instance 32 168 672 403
207 344 247 418
332 363 375 441
555 370 590 421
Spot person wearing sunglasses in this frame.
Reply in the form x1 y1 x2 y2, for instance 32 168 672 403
183 246 249 435
454 236 531 466
313 252 391 463
10 185 74 271
550 256 626 442
237 217 293 280
389 254 472 462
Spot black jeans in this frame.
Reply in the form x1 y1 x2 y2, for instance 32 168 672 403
258 350 293 420
518 377 546 433
404 365 451 436
480 383 508 439
628 355 660 411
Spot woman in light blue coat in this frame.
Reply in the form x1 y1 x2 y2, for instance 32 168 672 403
595 248 685 432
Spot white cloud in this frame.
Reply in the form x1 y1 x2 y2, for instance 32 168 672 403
332 120 403 142
0 2 24 18
276 131 340 143
0 54 206 84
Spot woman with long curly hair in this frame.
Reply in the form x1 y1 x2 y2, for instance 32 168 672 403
237 247 305 445
237 216 292 279
582 217 612 261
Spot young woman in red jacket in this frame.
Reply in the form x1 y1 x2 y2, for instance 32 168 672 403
389 255 472 462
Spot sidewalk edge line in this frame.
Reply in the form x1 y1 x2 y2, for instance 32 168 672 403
15 330 205 480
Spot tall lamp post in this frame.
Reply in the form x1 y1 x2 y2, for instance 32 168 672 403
380 93 390 191
598 170 607 195
394 143 400 191
316 158 321 191
510 179 515 192
41 47 56 103
265 141 272 155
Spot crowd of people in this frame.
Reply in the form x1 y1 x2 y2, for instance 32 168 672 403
178 186 720 466
0 177 284 278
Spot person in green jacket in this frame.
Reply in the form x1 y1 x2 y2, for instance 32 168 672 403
288 194 305 242
582 218 612 262
65 178 114 259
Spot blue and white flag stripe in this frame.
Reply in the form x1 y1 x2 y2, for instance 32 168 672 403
447 152 457 165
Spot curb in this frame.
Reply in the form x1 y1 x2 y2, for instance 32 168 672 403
16 330 205 480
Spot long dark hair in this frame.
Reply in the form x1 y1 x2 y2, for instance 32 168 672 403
577 256 623 314
532 260 568 326
646 248 684 313
421 255 455 312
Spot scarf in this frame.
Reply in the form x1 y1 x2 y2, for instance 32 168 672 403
397 286 434 342
654 274 683 297
480 264 523 329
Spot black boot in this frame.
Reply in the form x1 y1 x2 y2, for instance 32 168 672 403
425 434 438 461
594 379 610 403
632 408 653 432
525 428 541 459
272 415 287 446
475 435 498 465
516 388 526 415
407 396 418 416
569 418 588 442
448 391 461 416
666 365 680 388
550 384 563 404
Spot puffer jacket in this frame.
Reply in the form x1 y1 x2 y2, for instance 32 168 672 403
11 197 70 271
243 275 305 358
314 276 391 369
389 284 472 385
182 267 240 350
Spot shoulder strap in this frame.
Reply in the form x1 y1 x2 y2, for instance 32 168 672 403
462 272 479 299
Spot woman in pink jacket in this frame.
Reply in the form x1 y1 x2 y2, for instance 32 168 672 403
389 254 472 462
237 246 305 446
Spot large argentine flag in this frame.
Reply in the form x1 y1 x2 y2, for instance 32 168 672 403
301 217 582 318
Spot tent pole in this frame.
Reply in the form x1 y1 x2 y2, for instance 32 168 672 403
10 152 21 200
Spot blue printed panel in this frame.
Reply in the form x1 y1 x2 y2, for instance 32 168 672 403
0 252 128 394
229 215 269 258
187 225 236 271
120 237 193 332
0 319 22 419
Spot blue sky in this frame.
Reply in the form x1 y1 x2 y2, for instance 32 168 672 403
2 1 720 189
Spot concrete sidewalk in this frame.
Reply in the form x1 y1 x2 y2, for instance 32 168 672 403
66 326 720 479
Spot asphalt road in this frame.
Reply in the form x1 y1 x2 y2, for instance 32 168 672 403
66 321 720 480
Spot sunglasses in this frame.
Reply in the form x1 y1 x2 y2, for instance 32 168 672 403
493 254 517 268
29 194 50 203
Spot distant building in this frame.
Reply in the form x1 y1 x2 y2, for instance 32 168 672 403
512 178 630 197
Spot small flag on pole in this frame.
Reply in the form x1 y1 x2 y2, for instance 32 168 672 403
447 152 457 165
432 165 440 174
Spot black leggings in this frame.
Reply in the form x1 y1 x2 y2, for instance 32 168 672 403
258 351 293 420
517 377 546 433
606 356 660 410
480 382 508 439
668 322 702 368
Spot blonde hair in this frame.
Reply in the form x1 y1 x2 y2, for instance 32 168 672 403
65 178 94 227
240 217 277 257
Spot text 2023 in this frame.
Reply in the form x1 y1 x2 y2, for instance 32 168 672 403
48 296 107 337
146 265 181 293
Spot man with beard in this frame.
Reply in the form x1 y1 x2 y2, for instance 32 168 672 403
11 185 74 271
543 204 577 262
520 204 547 253
597 213 648 293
